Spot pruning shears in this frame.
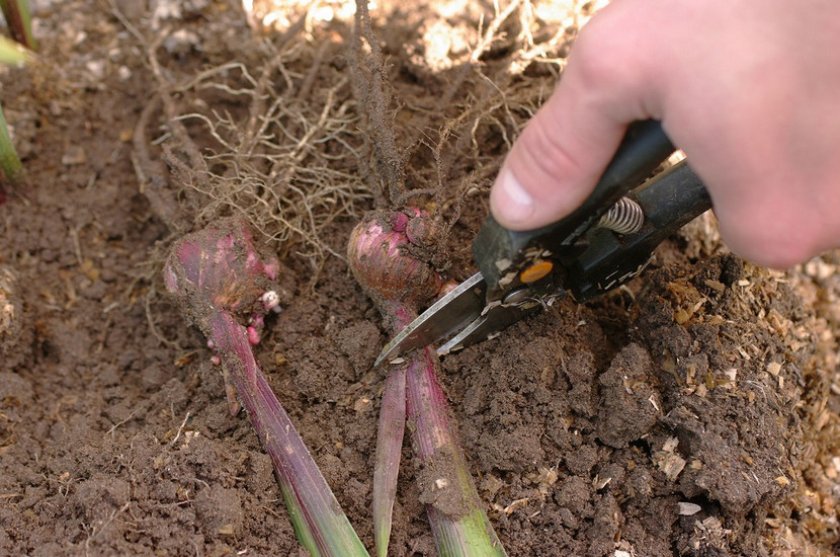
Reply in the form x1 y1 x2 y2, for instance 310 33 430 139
375 120 712 367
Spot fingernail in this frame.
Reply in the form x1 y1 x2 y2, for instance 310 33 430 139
494 169 534 224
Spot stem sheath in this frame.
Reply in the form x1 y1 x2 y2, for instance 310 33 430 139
405 347 507 557
209 311 370 557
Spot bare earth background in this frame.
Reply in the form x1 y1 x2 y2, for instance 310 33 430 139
0 1 838 556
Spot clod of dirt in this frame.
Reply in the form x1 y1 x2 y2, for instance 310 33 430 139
0 266 31 369
193 485 245 539
596 343 662 448
416 445 470 518
334 320 382 373
71 476 131 524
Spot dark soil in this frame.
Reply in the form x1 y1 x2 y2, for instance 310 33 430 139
1 1 838 556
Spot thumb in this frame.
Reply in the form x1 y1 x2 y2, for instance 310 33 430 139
490 3 662 230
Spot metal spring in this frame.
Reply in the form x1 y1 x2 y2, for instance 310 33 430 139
598 197 645 234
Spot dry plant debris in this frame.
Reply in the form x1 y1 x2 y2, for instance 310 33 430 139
127 0 374 279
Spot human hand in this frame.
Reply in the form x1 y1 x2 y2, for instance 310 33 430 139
490 0 840 268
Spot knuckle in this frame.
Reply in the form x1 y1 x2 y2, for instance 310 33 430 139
570 11 651 94
572 28 626 89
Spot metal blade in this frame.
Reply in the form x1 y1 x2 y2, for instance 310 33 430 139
374 272 486 367
436 297 544 356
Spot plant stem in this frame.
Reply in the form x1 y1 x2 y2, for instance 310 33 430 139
377 304 506 556
373 363 406 557
372 302 413 557
405 346 507 557
0 0 36 50
347 210 507 556
209 310 370 557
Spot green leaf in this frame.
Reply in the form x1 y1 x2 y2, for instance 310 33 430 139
0 35 27 64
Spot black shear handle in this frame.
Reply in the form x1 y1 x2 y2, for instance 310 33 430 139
566 160 712 301
475 120 679 299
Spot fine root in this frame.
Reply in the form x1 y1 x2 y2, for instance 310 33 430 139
121 4 374 279
121 0 596 277
348 0 587 270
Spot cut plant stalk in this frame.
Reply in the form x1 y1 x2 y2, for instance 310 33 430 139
348 209 507 557
165 219 370 557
